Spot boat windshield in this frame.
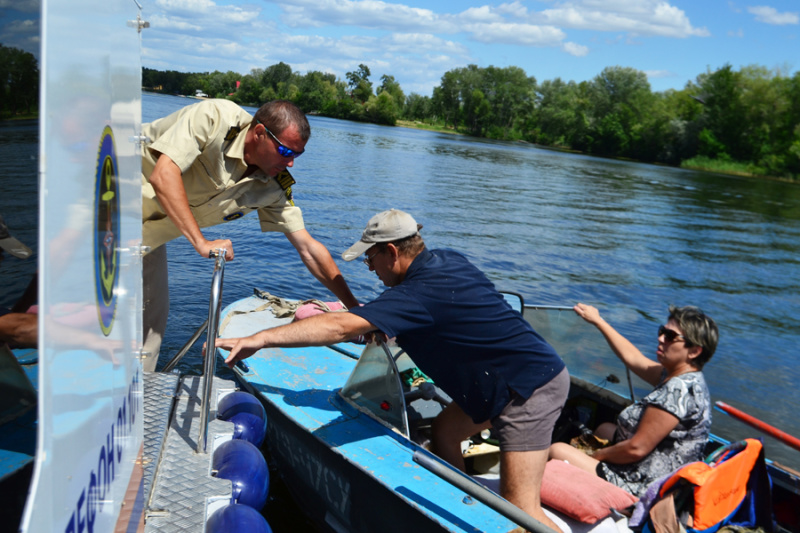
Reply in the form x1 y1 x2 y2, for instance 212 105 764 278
523 306 651 402
340 341 413 435
338 306 651 436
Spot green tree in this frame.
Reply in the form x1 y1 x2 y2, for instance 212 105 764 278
346 64 373 103
404 93 432 122
432 70 461 129
295 70 338 112
261 62 293 94
695 64 744 160
377 74 405 118
587 66 654 156
0 44 39 116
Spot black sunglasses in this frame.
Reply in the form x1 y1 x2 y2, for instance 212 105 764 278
257 120 304 158
363 248 382 266
658 325 685 343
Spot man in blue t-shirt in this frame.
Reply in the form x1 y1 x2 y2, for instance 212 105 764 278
218 209 568 531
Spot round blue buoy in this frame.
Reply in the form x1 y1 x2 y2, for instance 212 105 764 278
217 391 268 447
212 439 270 510
207 503 273 533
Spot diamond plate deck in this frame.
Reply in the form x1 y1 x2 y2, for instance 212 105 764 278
142 371 180 504
145 374 239 532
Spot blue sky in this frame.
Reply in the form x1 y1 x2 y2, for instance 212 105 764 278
2 1 798 96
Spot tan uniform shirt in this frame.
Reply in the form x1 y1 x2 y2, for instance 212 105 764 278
141 99 304 250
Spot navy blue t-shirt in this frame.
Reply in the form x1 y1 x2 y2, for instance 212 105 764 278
350 248 565 423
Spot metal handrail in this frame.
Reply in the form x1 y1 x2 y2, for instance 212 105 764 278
160 319 209 373
197 249 227 454
412 450 556 533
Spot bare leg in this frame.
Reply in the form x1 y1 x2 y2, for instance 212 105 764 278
548 442 600 474
431 402 491 472
502 449 563 533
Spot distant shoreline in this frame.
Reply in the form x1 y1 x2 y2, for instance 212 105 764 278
394 119 797 184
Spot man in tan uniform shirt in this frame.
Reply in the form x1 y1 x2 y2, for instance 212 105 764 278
141 98 358 371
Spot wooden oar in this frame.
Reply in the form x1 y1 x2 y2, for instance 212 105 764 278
715 401 800 452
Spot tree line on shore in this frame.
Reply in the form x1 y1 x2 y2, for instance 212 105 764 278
144 61 800 181
0 44 39 119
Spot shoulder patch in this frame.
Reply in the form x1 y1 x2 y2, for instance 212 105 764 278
275 171 296 206
224 125 241 142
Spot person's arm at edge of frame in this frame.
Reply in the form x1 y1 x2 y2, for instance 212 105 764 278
217 311 375 368
285 228 359 309
591 406 679 464
573 302 663 387
148 153 235 260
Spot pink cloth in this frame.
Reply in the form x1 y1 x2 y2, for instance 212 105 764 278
292 300 366 344
293 301 345 321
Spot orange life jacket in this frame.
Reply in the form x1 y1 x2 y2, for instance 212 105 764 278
658 438 763 530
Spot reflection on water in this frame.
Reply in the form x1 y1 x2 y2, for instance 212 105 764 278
4 93 800 471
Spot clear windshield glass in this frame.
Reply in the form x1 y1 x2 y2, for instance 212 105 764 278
523 306 651 401
340 341 409 435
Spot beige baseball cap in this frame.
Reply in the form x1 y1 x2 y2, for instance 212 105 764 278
341 209 422 261
0 215 33 259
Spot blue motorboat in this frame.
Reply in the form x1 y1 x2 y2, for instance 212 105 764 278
217 292 800 533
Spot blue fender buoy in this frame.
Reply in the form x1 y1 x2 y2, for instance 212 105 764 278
212 439 270 510
207 503 272 533
217 391 268 447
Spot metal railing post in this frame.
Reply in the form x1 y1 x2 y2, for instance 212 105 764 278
197 249 226 453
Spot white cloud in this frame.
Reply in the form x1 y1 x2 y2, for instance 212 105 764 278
747 5 799 25
644 69 675 79
148 14 204 32
152 0 261 27
279 0 441 32
563 41 589 56
537 0 709 37
0 0 38 13
466 22 566 46
728 28 745 37
155 0 217 12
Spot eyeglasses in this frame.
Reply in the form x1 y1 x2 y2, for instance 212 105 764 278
257 120 304 159
363 249 382 267
658 325 685 343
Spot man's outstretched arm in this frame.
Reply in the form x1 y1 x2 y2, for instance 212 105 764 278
285 228 358 309
217 311 375 368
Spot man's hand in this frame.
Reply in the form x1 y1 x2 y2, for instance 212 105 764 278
197 238 234 261
215 334 265 368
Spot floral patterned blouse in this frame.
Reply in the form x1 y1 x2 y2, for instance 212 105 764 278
598 371 711 497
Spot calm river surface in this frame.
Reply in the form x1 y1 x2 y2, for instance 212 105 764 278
2 92 799 520
143 93 800 473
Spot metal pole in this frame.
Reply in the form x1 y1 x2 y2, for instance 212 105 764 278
160 319 208 373
197 249 226 454
412 450 557 533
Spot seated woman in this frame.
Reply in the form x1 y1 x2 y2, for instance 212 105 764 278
549 303 718 497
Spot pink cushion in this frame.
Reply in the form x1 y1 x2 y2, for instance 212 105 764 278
541 460 638 523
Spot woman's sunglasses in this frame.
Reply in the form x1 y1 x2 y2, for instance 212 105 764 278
658 325 685 343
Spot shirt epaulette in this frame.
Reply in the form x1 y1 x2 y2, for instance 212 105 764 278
275 171 296 206
224 125 241 141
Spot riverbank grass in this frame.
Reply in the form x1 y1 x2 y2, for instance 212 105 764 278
680 156 777 179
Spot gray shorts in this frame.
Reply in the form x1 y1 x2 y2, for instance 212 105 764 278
491 367 570 452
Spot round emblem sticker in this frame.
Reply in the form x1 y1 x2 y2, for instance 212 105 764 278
94 126 120 336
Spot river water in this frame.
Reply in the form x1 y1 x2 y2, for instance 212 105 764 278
2 92 799 515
